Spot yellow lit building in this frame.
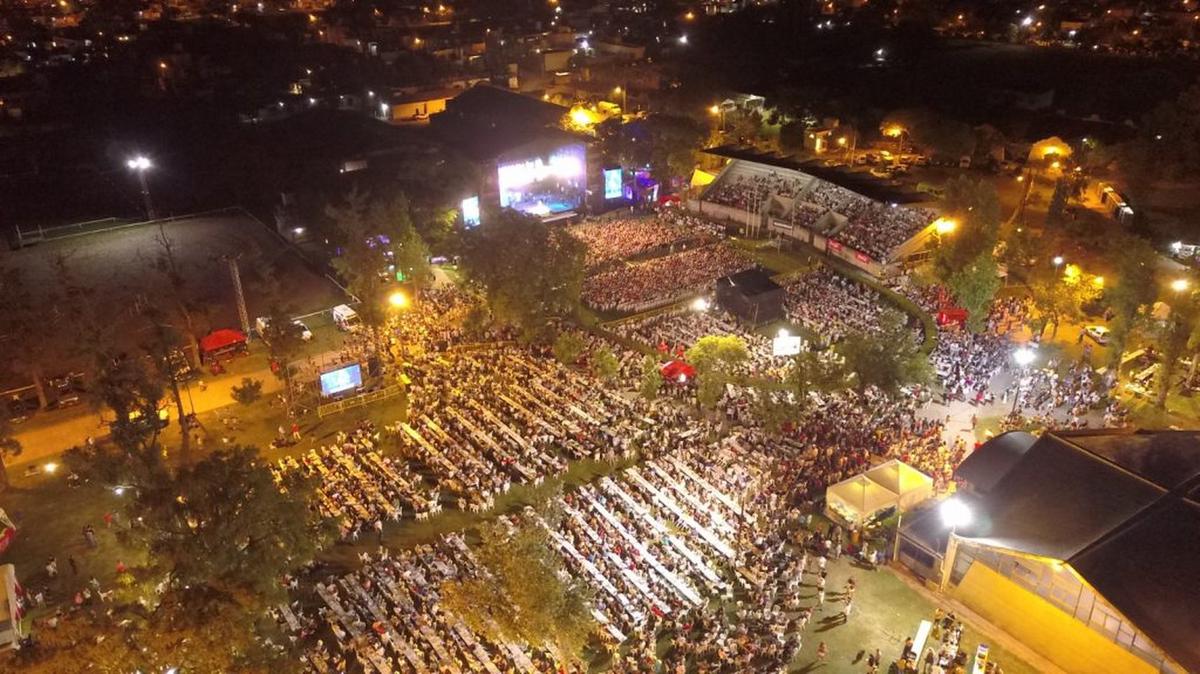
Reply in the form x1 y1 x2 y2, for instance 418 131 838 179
900 430 1200 674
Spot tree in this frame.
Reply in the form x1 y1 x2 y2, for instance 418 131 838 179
1105 235 1160 368
1046 178 1069 227
599 114 706 185
1027 265 1103 338
231 377 264 406
150 225 211 369
260 306 305 417
685 335 750 409
441 508 594 665
837 313 931 393
90 352 168 455
639 355 663 401
16 595 298 673
552 332 586 366
947 253 1002 333
460 210 586 338
326 189 433 330
67 444 332 605
880 108 976 159
592 345 620 381
0 262 59 409
140 305 198 463
934 176 1002 280
1155 294 1199 409
0 400 21 491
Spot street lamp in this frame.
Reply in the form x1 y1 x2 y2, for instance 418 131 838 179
388 289 410 309
940 497 972 529
1172 278 1191 294
708 104 724 131
1011 346 1036 414
939 497 972 590
934 217 957 235
126 155 158 220
1052 255 1064 268
613 85 627 111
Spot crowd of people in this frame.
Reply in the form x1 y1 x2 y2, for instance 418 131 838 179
582 244 752 312
568 214 700 270
704 169 809 211
301 534 564 673
613 305 776 370
784 267 900 344
834 204 934 263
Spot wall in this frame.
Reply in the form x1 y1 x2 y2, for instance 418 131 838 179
952 562 1168 674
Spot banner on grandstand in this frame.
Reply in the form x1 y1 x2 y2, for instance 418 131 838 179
855 251 872 264
828 240 843 252
772 219 793 231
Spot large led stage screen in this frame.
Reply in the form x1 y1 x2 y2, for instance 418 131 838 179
497 143 586 217
603 167 623 200
320 363 363 397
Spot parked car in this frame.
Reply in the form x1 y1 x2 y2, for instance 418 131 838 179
869 166 894 179
1083 325 1110 345
256 316 314 343
47 372 85 409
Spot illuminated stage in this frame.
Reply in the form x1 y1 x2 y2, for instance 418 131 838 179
497 142 587 218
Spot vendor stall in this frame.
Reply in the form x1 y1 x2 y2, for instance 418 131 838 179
825 460 933 526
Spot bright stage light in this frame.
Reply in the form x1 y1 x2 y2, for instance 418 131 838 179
940 497 972 529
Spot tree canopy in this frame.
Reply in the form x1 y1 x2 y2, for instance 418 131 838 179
460 209 586 337
836 313 931 393
599 113 707 184
947 252 1002 334
326 189 433 329
933 175 1002 281
440 508 594 665
686 335 750 409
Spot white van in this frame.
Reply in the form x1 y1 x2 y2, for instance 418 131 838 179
332 304 362 332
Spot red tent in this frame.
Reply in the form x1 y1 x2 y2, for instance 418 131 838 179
660 360 696 384
936 307 969 327
200 328 247 355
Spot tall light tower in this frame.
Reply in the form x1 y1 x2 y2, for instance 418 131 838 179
126 155 158 220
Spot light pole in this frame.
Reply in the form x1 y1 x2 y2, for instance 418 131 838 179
126 155 158 220
709 104 724 132
613 86 627 113
938 497 972 591
1011 346 1036 414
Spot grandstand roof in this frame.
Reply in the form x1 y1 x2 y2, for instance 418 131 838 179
954 429 1200 673
701 146 929 205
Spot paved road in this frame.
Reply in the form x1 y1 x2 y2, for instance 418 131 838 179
9 362 282 470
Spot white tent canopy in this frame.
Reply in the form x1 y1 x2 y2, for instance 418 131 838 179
825 460 933 526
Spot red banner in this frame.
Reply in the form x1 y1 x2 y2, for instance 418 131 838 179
828 240 843 252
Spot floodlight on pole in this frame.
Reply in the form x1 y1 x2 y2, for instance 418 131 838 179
1052 255 1064 267
939 497 972 529
934 217 957 235
691 297 710 312
1013 346 1035 368
939 497 972 591
126 155 157 220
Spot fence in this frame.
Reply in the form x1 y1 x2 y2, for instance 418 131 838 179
11 207 248 248
317 384 402 419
